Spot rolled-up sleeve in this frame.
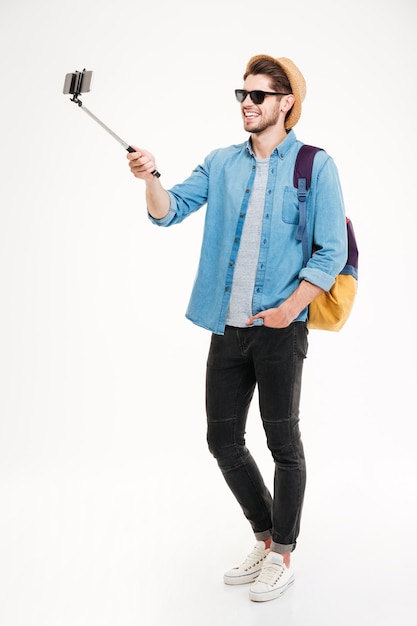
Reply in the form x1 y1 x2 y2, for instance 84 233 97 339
148 155 213 227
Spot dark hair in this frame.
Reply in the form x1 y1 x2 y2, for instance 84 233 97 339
244 58 292 94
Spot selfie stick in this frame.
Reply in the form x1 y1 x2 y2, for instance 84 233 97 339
64 69 161 178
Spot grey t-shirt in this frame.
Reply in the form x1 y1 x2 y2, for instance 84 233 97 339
226 158 269 327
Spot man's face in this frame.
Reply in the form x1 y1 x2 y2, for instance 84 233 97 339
240 74 282 135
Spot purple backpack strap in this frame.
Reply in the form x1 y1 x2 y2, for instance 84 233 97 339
294 144 323 266
293 144 323 190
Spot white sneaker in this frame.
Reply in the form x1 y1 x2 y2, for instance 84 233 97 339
249 552 295 602
224 541 270 585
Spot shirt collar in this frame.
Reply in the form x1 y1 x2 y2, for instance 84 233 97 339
245 129 297 159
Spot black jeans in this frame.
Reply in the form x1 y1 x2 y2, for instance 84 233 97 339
206 323 308 553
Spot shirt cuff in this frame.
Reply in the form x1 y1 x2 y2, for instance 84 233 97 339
299 267 336 292
147 192 177 226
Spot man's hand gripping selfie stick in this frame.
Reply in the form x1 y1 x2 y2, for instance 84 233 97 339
63 69 161 178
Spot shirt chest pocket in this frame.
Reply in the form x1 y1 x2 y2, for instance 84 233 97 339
282 187 301 224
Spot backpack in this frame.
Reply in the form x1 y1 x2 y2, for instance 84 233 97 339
294 144 358 331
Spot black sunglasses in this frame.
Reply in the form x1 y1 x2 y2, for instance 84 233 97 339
234 89 289 105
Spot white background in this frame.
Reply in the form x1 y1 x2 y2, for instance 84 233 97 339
0 1 416 625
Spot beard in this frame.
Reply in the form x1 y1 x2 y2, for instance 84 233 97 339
244 101 281 134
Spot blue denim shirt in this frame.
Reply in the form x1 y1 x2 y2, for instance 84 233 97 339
149 130 347 334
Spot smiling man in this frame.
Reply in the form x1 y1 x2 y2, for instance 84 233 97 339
127 55 347 603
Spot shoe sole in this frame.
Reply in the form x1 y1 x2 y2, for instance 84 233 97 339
224 570 261 585
249 575 295 602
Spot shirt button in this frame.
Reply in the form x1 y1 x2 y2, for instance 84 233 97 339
229 261 233 266
234 237 239 243
263 239 267 244
246 189 250 193
225 286 230 292
240 213 245 218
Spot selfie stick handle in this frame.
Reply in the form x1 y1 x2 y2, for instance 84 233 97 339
77 101 161 178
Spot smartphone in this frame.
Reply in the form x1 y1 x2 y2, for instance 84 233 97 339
63 70 93 96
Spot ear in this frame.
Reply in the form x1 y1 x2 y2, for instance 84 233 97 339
281 94 295 112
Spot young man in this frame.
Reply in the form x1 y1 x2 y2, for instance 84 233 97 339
127 55 347 602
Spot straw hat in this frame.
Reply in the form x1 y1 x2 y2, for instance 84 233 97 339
245 55 306 129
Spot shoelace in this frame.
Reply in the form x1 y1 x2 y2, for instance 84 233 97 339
256 561 285 585
240 546 268 571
